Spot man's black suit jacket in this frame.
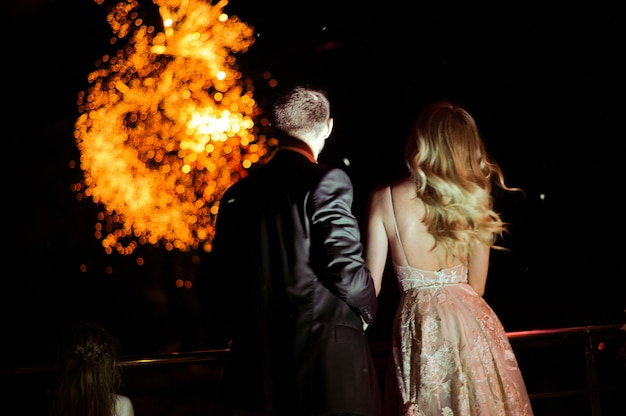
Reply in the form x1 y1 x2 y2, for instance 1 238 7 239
209 146 381 416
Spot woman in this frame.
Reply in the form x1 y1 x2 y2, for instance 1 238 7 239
365 100 533 415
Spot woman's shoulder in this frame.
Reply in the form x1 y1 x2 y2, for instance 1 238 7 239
390 177 415 190
368 182 392 209
388 178 422 205
370 177 410 196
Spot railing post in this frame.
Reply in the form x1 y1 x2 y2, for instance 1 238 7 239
585 328 601 416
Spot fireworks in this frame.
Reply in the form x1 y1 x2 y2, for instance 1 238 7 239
74 0 271 255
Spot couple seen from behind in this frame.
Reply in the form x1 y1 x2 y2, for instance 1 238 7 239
207 83 534 416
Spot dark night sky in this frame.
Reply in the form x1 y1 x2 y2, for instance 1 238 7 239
2 0 625 366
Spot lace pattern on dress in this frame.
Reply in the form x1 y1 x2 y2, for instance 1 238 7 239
391 263 533 415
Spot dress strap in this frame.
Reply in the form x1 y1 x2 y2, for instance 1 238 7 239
388 185 410 266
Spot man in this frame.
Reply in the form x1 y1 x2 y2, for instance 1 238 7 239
209 84 381 415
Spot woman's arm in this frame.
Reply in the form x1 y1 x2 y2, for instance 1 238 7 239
467 241 490 296
365 188 389 296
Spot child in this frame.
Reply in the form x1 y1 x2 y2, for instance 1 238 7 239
49 321 134 416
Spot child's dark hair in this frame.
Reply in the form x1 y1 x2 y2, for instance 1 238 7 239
49 322 123 416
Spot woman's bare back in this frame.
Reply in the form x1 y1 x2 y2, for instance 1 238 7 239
385 179 462 271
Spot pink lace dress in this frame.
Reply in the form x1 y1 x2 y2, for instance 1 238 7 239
389 263 533 415
387 192 534 415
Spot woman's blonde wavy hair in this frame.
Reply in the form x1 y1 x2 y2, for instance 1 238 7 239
405 101 520 262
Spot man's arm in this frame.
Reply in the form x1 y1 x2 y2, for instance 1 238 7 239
310 168 378 325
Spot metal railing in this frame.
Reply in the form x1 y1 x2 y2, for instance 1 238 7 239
2 323 625 415
505 323 625 415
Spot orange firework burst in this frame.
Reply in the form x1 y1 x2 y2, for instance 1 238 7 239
74 0 271 255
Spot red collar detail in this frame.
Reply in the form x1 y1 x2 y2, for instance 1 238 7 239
280 145 316 163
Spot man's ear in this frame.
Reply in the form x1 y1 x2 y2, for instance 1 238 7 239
325 117 334 137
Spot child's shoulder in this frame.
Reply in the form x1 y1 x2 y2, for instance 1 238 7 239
115 394 135 416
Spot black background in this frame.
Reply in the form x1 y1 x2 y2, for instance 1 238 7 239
2 0 625 367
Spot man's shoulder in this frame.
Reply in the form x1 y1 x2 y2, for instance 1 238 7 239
222 168 264 194
318 165 351 183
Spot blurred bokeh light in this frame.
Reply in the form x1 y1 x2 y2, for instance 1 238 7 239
74 0 272 255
